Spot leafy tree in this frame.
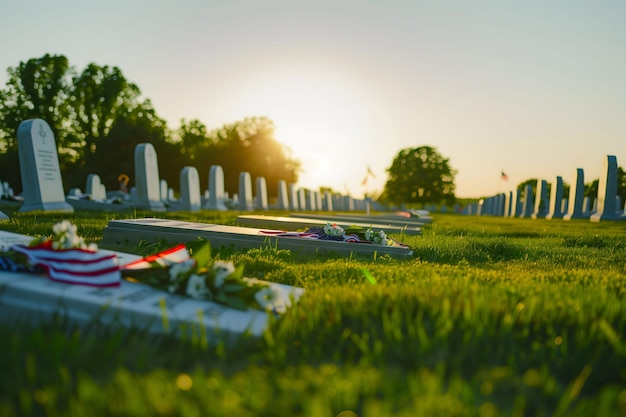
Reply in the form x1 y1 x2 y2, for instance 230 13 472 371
68 63 142 163
187 116 300 196
383 146 456 206
177 118 211 162
0 54 73 152
0 54 74 191
70 101 175 192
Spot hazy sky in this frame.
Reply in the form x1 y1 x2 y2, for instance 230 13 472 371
2 0 625 198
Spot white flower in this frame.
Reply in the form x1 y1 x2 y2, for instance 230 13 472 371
53 220 76 237
85 243 98 252
323 222 345 237
211 261 235 288
168 259 196 281
243 277 262 287
254 284 291 314
365 228 388 245
185 274 210 299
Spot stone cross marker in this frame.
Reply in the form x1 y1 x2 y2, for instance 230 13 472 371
134 143 165 212
180 166 201 212
17 119 74 213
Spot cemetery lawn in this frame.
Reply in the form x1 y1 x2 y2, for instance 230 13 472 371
0 207 625 417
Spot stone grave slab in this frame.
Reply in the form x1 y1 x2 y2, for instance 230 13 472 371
102 218 414 259
236 215 422 236
0 229 304 342
290 212 430 227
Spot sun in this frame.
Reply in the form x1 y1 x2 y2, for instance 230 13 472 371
221 63 374 194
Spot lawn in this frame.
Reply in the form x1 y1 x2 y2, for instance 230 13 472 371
0 205 625 416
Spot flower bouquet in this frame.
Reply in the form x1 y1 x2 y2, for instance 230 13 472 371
121 243 292 314
304 222 394 245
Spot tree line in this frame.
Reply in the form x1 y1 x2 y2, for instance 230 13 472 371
0 54 300 197
1 54 622 208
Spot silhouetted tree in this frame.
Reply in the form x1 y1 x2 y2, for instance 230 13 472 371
383 146 456 206
185 116 300 196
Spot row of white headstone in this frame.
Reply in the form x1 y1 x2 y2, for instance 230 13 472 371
472 155 626 222
131 142 372 212
2 118 372 216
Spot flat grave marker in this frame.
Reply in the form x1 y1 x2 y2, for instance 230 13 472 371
290 212 430 227
0 229 303 341
102 218 414 259
236 214 422 236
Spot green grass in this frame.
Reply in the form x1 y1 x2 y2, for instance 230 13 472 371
0 205 625 416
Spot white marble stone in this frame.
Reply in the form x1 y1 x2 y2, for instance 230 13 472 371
238 172 254 210
591 155 625 221
180 166 201 212
134 143 165 212
276 180 289 210
564 168 588 220
17 119 74 213
205 165 227 211
255 177 268 210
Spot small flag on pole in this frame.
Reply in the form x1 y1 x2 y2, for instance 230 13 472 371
501 171 509 181
362 166 376 186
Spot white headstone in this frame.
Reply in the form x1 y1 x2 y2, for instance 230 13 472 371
238 172 254 210
86 174 105 201
289 183 299 211
590 155 625 222
276 180 289 210
531 180 549 219
306 189 316 211
160 180 168 202
323 191 333 211
206 165 227 211
520 185 534 218
297 188 306 211
564 168 588 220
546 176 565 220
134 143 165 212
315 191 322 211
180 166 201 212
68 188 83 197
17 119 73 213
255 177 268 210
